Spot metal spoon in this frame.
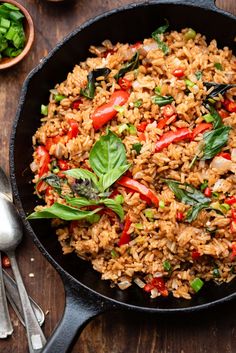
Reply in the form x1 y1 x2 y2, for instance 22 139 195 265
0 190 46 352
0 168 13 338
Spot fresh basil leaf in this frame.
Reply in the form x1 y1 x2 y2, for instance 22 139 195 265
163 179 211 206
86 213 101 224
202 126 231 160
102 198 124 220
27 203 101 221
72 179 100 200
89 130 129 178
98 164 130 192
204 82 236 100
206 105 222 129
153 95 174 107
67 196 124 220
214 63 223 71
64 168 99 186
42 174 62 194
80 68 111 99
186 203 209 222
132 143 142 154
114 52 139 81
152 20 169 54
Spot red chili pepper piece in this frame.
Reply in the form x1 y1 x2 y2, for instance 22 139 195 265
192 123 212 139
117 176 159 207
157 114 177 130
144 277 168 297
92 90 130 130
231 243 236 259
231 209 236 220
155 128 192 152
58 159 70 171
204 187 212 197
71 99 82 110
36 146 50 177
192 250 201 260
118 77 132 90
218 109 229 119
138 132 146 142
101 49 116 58
176 211 184 221
130 41 142 49
45 135 62 151
162 104 176 118
225 196 236 205
217 152 231 160
172 68 185 78
223 99 236 113
118 216 132 246
2 255 11 268
67 119 79 139
137 120 152 132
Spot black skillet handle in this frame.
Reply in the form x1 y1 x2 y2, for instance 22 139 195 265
42 276 113 353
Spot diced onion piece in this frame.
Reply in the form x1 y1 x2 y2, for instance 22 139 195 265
150 288 159 298
134 278 145 288
117 280 132 290
142 41 159 53
210 156 233 174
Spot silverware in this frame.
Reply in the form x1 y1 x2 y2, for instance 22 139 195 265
3 269 45 327
0 167 46 352
0 167 13 338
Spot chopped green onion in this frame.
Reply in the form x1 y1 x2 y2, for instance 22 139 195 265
52 167 60 174
195 71 202 80
184 28 196 40
135 223 143 229
0 17 10 28
200 180 208 192
159 200 165 209
114 195 124 204
220 203 231 213
128 124 137 135
214 62 223 71
203 113 214 123
114 105 125 114
208 98 216 104
55 94 66 103
118 123 128 134
213 268 220 278
212 192 219 199
190 277 204 292
2 3 20 11
185 79 195 88
111 249 119 258
9 10 24 21
155 86 161 94
133 99 143 108
163 260 172 272
41 104 48 116
153 95 174 107
132 143 142 154
144 209 154 219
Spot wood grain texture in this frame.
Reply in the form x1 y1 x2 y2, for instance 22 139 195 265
0 1 235 352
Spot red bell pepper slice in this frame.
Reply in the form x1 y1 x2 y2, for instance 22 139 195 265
58 159 70 171
67 119 79 139
36 146 50 177
91 90 130 130
157 114 177 129
155 128 192 152
118 216 132 246
223 99 236 113
192 123 212 139
225 196 236 205
117 176 159 207
217 152 231 160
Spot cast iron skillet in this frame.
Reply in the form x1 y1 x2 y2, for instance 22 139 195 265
9 1 236 352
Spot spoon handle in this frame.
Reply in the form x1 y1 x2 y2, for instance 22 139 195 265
0 252 13 338
7 251 46 352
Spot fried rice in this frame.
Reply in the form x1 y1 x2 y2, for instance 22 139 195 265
29 25 236 300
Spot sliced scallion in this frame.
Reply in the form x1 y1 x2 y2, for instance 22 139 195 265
190 277 204 292
41 104 48 116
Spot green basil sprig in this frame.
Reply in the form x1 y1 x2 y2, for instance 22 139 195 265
114 52 139 81
151 19 169 55
202 125 231 160
80 68 111 99
163 179 211 222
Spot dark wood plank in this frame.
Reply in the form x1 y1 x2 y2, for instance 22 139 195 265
0 1 235 352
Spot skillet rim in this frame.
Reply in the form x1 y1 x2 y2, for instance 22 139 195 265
9 0 236 313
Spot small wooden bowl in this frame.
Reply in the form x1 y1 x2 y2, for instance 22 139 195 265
0 0 34 70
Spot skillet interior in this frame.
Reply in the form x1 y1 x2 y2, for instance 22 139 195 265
10 1 236 311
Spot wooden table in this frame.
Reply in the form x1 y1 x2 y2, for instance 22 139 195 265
0 0 235 352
